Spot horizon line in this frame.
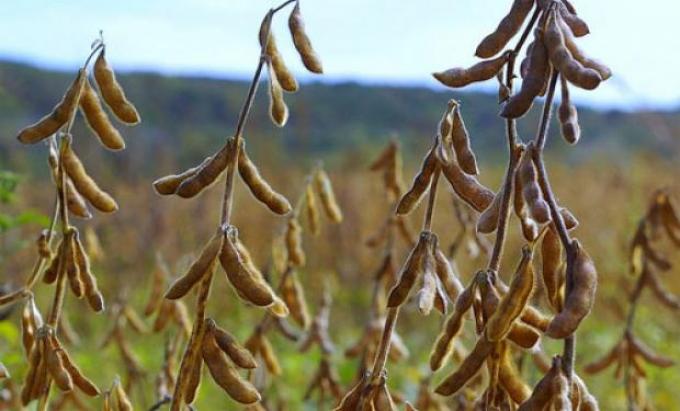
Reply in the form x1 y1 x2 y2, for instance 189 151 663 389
2 53 679 114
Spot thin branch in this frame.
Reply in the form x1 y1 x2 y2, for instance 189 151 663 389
530 70 579 378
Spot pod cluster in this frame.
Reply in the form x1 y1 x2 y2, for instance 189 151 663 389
259 0 323 127
434 0 610 141
20 317 99 406
583 190 680 410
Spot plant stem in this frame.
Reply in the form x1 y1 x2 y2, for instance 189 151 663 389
488 54 516 273
36 134 77 411
486 8 538 273
423 169 440 231
530 70 579 379
170 2 298 407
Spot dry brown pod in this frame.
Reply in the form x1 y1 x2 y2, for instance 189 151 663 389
498 343 531 404
558 74 581 145
314 168 343 223
262 33 298 92
485 246 534 341
544 10 602 90
645 268 680 310
541 225 563 310
501 29 550 118
21 296 43 356
439 151 495 212
79 79 125 151
627 331 675 368
583 340 624 374
387 231 436 308
475 0 535 58
370 140 398 172
434 51 511 88
176 139 236 198
429 279 476 371
285 217 306 267
20 336 44 404
304 183 320 235
476 184 504 234
116 381 134 411
206 319 257 369
513 150 542 242
518 144 550 224
153 157 211 196
288 1 323 74
267 63 289 127
447 102 479 175
62 138 118 213
17 69 86 144
397 144 438 215
53 338 100 397
94 50 140 124
517 356 563 411
219 226 276 307
49 143 92 220
259 334 282 376
238 142 293 215
333 374 366 411
281 271 310 328
63 230 83 298
546 239 597 338
556 2 589 37
73 230 105 312
434 249 464 302
434 337 494 396
202 329 261 404
45 336 73 392
43 238 64 284
556 16 611 81
165 230 223 300
573 373 599 411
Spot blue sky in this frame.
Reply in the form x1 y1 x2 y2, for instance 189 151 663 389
0 0 678 110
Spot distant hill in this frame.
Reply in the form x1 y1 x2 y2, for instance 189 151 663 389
1 59 678 177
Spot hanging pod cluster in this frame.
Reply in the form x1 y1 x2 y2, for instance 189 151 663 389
432 252 544 398
17 45 139 149
434 0 610 143
430 261 600 409
7 38 141 409
150 2 331 409
153 137 292 216
412 0 610 406
259 0 323 127
386 231 453 316
20 318 99 406
583 190 679 410
334 372 404 411
19 40 142 220
165 225 286 315
628 189 680 309
42 224 106 312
